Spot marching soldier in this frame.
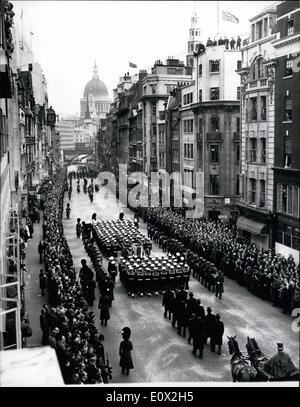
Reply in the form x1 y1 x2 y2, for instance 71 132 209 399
162 286 175 319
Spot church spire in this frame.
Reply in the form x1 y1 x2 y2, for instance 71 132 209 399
92 60 99 80
85 94 91 120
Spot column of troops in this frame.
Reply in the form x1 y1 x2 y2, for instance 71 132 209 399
119 253 190 297
92 219 152 258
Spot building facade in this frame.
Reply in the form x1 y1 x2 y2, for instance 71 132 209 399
56 119 75 151
272 0 300 264
141 58 192 177
179 42 241 220
237 5 278 249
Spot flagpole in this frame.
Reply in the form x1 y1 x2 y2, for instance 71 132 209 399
21 9 24 50
217 1 220 36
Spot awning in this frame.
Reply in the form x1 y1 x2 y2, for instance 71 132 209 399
237 216 268 235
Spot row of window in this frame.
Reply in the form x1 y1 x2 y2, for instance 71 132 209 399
183 172 240 197
245 137 266 164
183 119 194 133
198 60 242 78
184 169 194 189
184 143 194 159
248 178 266 208
245 96 267 121
277 184 299 218
183 92 193 105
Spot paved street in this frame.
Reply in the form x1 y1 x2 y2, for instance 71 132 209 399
58 180 299 383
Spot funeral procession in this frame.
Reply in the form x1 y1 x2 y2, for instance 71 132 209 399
0 0 299 388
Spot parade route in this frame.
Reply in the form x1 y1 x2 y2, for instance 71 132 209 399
61 182 299 383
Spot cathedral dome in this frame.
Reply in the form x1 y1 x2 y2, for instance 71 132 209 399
83 62 108 97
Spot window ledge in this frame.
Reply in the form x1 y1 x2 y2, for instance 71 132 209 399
282 121 293 124
283 75 293 80
209 72 220 75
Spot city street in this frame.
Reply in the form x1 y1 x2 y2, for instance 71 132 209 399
59 181 299 383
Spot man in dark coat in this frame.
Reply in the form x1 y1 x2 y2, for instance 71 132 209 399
39 269 47 296
194 299 205 318
204 307 216 349
192 316 205 359
187 313 197 345
177 300 188 337
215 271 224 299
186 292 197 318
119 327 134 375
79 259 94 294
38 240 44 263
211 313 224 355
230 37 236 50
98 292 110 326
40 308 49 345
162 286 175 319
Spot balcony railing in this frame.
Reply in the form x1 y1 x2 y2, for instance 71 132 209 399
207 131 222 140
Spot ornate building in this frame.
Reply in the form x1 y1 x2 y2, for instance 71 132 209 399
80 62 111 123
237 4 277 249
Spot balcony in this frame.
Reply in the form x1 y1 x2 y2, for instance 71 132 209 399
207 131 222 141
247 78 268 90
25 136 35 144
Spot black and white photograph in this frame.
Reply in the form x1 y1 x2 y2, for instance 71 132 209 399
0 0 299 391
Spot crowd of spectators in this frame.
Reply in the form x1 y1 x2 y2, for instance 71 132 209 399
39 169 111 384
206 35 242 50
137 207 300 315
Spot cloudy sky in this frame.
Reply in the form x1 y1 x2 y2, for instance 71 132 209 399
12 1 275 116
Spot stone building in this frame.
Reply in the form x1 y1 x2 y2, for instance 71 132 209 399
237 4 277 249
272 0 300 263
180 41 241 220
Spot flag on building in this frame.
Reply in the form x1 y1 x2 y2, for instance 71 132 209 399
222 10 239 24
129 62 137 68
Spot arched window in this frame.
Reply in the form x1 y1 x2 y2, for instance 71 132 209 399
251 57 267 80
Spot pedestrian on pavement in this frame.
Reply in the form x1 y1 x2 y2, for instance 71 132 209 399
66 203 71 219
76 218 82 238
89 192 94 203
38 240 44 263
39 269 47 296
119 211 124 221
236 35 241 50
40 308 49 345
119 327 134 375
211 313 224 355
